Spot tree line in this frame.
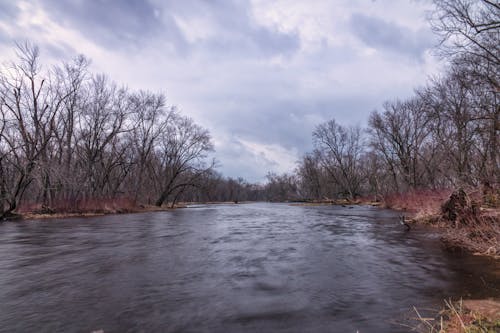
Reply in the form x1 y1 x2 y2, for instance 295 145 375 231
269 0 499 202
0 43 223 218
0 41 295 217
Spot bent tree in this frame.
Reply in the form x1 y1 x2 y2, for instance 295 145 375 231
153 114 214 207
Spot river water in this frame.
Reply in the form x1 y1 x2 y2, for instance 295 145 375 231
0 203 498 332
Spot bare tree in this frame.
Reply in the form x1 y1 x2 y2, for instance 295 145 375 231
0 42 74 217
431 0 500 74
153 115 214 207
74 75 131 198
265 172 299 202
313 119 365 199
127 91 173 202
296 152 326 200
369 97 435 191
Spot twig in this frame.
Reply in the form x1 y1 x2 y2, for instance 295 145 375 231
444 299 466 331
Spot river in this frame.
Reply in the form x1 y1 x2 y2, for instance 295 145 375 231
0 203 498 332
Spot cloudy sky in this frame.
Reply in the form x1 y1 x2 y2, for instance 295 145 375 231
0 0 441 182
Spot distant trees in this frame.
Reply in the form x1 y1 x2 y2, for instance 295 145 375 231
170 171 266 203
296 152 327 200
264 172 300 202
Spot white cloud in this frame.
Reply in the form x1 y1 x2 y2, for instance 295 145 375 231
0 0 443 182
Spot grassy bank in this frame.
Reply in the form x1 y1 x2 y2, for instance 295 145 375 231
381 188 499 259
11 198 187 221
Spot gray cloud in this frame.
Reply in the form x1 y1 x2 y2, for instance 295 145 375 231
350 12 434 61
38 0 185 51
0 2 18 20
0 2 20 45
199 27 299 59
205 94 386 158
36 0 299 57
168 0 299 57
0 0 440 182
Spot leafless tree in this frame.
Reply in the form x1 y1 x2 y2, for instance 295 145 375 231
296 152 327 200
431 0 499 75
431 0 499 186
153 115 214 207
127 91 173 202
0 42 75 217
265 172 299 202
368 97 434 191
313 119 365 199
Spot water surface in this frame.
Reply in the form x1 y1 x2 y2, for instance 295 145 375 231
0 203 498 332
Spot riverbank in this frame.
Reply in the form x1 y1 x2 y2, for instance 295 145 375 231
382 188 500 332
289 198 381 207
287 189 499 258
290 190 499 258
10 200 188 221
381 188 499 259
10 200 255 221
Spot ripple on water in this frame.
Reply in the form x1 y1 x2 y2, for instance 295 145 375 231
0 203 498 333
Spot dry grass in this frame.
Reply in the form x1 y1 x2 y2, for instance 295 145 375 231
18 197 138 215
441 215 500 258
382 188 500 258
16 197 185 220
410 299 500 333
382 189 453 217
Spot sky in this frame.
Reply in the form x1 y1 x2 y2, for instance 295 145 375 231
0 0 442 182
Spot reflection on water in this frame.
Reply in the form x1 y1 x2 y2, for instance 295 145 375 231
0 203 498 332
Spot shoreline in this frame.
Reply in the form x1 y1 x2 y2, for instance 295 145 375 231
9 201 260 221
12 205 182 221
8 196 499 260
7 195 499 261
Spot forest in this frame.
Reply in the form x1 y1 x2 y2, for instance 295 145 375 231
0 0 498 218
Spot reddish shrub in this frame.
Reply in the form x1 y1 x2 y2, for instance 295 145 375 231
18 197 137 215
382 189 453 217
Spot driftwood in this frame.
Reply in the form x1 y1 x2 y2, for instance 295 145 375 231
399 214 411 231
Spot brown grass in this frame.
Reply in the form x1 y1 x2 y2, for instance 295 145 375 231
16 197 190 220
382 189 453 217
441 214 500 258
18 197 138 215
410 299 500 333
381 188 500 258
